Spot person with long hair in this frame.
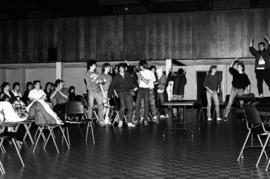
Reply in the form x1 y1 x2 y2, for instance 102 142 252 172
22 81 33 105
224 59 251 121
203 65 222 121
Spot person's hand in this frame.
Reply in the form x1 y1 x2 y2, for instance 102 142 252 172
134 87 138 91
264 35 269 42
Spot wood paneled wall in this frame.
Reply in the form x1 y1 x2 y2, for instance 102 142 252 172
0 8 270 63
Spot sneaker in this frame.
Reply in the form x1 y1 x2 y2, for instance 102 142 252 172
99 121 106 127
217 117 222 121
118 121 123 128
259 93 263 98
224 117 228 122
160 115 165 118
127 122 136 127
139 117 144 125
152 116 159 124
104 117 111 125
207 117 213 121
144 121 149 126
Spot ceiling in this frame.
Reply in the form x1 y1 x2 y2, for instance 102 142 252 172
0 0 269 20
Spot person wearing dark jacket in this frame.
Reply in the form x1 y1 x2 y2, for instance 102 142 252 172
108 63 137 128
172 68 187 100
249 36 270 97
224 59 251 121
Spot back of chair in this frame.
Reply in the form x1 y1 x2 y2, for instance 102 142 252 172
243 103 262 125
66 101 85 115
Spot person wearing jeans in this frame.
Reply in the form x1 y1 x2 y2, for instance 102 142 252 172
84 60 104 126
108 63 137 128
134 60 155 126
224 59 251 121
204 65 222 121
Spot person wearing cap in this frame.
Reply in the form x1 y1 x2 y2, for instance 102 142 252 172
249 36 270 97
50 79 69 121
224 59 251 121
203 65 222 121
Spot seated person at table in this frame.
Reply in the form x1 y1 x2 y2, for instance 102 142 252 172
204 65 222 121
1 82 16 103
27 80 62 124
50 79 69 121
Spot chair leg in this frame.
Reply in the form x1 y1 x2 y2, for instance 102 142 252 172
11 138 25 167
59 126 70 149
0 160 5 174
0 139 6 154
85 122 89 142
90 122 95 144
237 131 251 161
33 127 44 153
257 135 268 159
66 127 70 146
46 127 59 154
256 134 270 167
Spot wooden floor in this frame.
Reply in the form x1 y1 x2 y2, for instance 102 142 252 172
0 109 270 179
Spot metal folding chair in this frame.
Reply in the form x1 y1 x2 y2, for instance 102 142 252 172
237 103 270 168
65 101 95 145
33 123 70 154
0 122 25 168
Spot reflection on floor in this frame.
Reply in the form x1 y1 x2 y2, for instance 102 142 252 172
0 109 270 179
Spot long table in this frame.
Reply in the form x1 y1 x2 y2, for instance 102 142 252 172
162 100 198 138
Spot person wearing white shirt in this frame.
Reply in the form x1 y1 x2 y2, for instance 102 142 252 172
134 60 152 126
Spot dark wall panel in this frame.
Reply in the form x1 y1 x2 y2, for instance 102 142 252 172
0 8 270 63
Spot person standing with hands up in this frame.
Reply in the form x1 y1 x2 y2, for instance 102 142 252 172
249 36 270 97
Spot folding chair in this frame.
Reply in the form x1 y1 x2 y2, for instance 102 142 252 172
65 101 95 145
0 122 25 168
237 102 270 168
33 122 70 154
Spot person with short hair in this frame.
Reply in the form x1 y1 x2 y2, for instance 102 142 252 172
249 36 270 97
108 63 137 128
12 82 22 100
22 81 33 105
224 59 251 121
203 65 222 121
50 79 69 121
134 60 156 126
84 60 104 126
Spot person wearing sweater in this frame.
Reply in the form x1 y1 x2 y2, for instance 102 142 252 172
203 65 222 121
224 59 251 121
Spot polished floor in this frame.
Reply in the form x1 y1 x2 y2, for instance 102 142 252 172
1 109 270 179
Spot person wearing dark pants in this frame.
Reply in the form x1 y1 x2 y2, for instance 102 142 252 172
108 63 137 128
134 60 156 126
249 36 270 97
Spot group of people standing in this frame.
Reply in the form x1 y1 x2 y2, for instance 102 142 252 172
84 60 187 127
204 36 270 122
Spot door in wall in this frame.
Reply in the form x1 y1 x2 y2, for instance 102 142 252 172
197 71 222 105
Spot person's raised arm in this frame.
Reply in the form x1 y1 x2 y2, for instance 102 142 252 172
264 35 270 53
249 38 258 56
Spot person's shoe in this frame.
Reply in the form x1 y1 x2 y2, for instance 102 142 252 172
144 121 149 126
207 117 213 121
217 117 222 121
152 116 159 124
118 121 123 128
223 116 228 122
160 115 165 119
127 122 136 127
133 120 138 125
259 94 264 98
104 117 111 125
139 117 144 125
99 121 106 127
165 114 169 118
